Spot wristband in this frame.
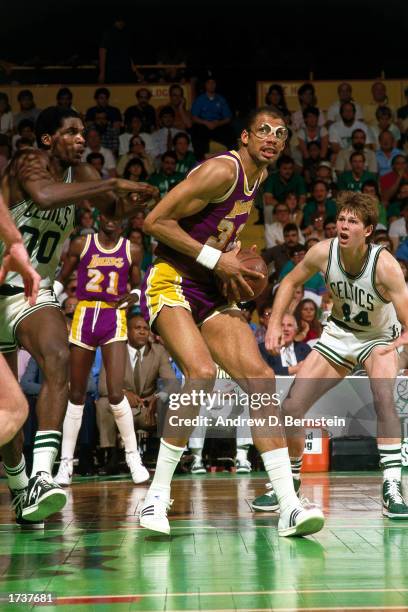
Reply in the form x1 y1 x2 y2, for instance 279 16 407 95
196 245 222 270
53 280 64 298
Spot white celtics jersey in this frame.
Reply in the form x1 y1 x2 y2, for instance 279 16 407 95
0 167 75 289
326 237 399 335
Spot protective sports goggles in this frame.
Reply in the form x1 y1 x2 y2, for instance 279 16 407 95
250 123 288 141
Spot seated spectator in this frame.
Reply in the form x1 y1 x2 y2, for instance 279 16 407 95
386 181 408 221
152 106 189 159
288 285 305 314
294 298 323 343
13 89 41 129
127 227 145 271
363 81 396 126
191 77 234 160
304 212 326 241
263 155 307 228
62 296 78 316
361 179 387 227
319 292 334 326
124 88 157 134
324 216 337 238
375 130 404 177
335 128 378 176
329 102 372 155
373 232 394 254
280 245 326 295
327 82 363 126
254 302 273 344
259 312 311 375
82 129 117 177
262 222 302 281
337 152 377 192
302 180 337 228
395 236 408 264
123 157 148 182
265 203 291 249
389 198 408 252
264 84 291 121
174 132 196 176
380 154 408 204
297 106 328 160
397 87 408 133
11 119 36 153
119 115 154 157
128 213 153 272
371 106 401 150
89 109 120 155
283 191 303 226
291 83 325 131
303 141 323 186
117 134 155 177
56 87 74 110
0 92 13 136
76 208 97 236
315 161 337 197
0 133 10 175
148 151 184 198
85 87 122 129
86 152 106 178
163 84 192 131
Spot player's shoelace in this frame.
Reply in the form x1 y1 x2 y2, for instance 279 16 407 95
386 479 404 504
34 473 58 492
11 489 26 513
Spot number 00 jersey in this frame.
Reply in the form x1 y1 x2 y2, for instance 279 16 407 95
0 167 75 289
326 237 399 334
76 234 131 303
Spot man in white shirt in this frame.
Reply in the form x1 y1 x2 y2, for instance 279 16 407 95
119 115 155 157
327 82 364 126
82 129 117 177
389 200 408 252
151 106 190 160
329 102 373 154
335 128 378 175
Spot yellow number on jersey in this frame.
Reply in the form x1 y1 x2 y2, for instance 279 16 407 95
85 269 119 295
206 220 246 251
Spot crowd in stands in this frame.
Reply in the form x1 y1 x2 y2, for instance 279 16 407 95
2 77 408 477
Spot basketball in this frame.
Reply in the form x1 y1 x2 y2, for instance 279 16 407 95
236 248 268 300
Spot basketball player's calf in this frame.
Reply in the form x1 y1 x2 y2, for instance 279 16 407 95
0 356 28 447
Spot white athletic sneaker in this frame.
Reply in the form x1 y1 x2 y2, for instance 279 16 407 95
126 451 150 484
139 496 173 534
191 457 206 474
278 504 324 537
54 458 73 487
235 458 252 473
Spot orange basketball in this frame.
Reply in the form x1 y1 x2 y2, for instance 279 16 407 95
237 249 268 300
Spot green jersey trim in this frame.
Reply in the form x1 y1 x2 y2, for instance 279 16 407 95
370 246 390 304
337 241 372 280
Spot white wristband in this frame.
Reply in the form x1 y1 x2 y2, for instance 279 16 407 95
196 245 222 270
53 280 64 298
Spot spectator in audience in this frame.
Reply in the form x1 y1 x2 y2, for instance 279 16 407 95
327 82 363 126
363 81 396 126
304 212 326 241
262 222 302 281
291 83 325 131
303 141 323 186
89 109 120 155
11 118 36 153
337 152 377 192
117 134 155 177
86 152 106 178
371 106 401 150
361 179 387 226
259 312 311 375
191 77 234 159
373 232 394 254
82 128 117 177
85 87 122 129
173 132 196 176
288 285 305 314
380 154 408 204
254 302 273 344
297 106 328 160
163 84 192 131
124 88 157 134
263 156 307 222
279 245 326 295
119 115 154 157
323 216 337 238
76 208 97 236
335 128 378 175
98 15 141 84
397 87 408 132
389 198 408 252
315 161 337 197
329 102 372 155
0 133 10 175
264 203 291 249
375 130 404 177
386 181 408 221
152 106 189 159
148 151 184 198
56 87 74 110
0 92 13 136
13 89 41 128
123 157 147 182
62 296 78 316
294 298 323 343
265 84 290 120
283 191 303 226
302 180 337 228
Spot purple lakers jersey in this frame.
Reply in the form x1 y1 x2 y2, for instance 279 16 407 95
155 150 262 283
76 234 132 302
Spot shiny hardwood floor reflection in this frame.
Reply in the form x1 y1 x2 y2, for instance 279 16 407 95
0 471 408 611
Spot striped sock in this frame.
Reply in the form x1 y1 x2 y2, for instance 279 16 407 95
378 443 402 481
4 456 28 490
290 456 303 480
31 430 62 477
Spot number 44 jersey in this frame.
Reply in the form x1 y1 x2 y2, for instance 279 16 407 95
325 237 399 333
0 167 75 289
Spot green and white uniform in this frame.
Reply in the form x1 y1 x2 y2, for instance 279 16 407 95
0 167 75 352
314 237 400 370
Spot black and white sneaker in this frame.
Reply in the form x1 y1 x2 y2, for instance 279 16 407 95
22 472 67 521
10 488 44 529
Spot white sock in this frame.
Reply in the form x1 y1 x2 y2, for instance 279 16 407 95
31 430 62 476
262 447 299 512
148 439 184 500
110 396 137 453
60 401 84 461
190 447 202 460
378 443 402 481
236 445 249 462
4 456 28 490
